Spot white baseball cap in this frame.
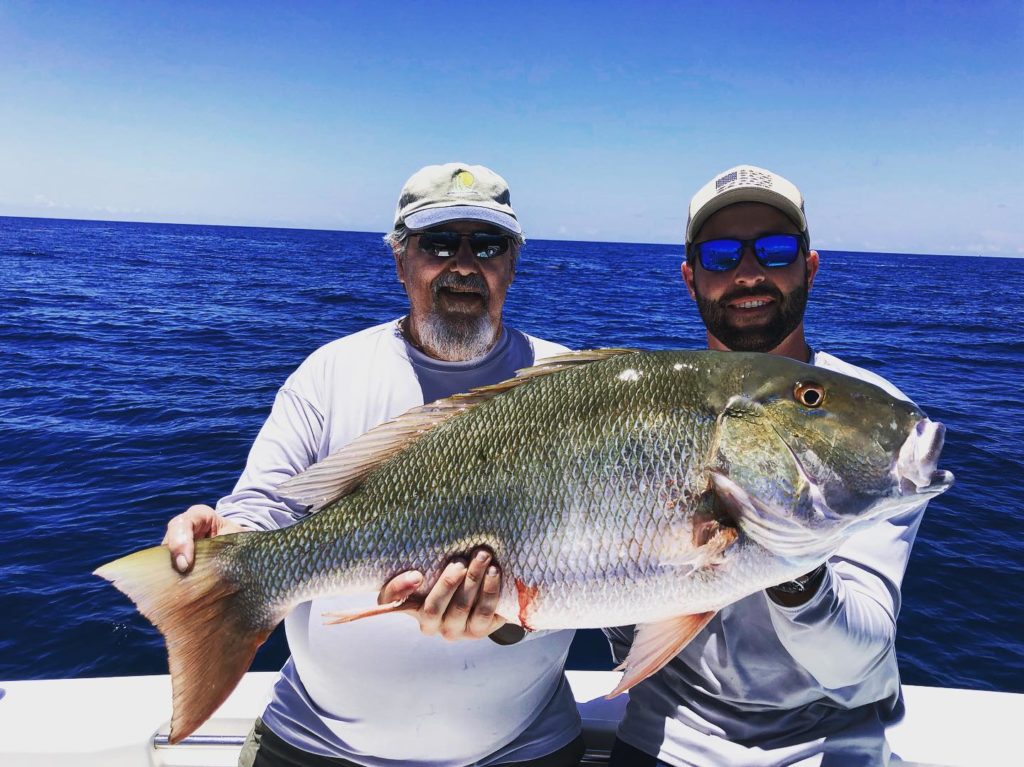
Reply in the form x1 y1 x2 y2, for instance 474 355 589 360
686 165 807 245
394 162 522 235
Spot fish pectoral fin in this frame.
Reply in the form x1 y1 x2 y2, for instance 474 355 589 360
606 611 716 698
321 598 411 625
661 521 740 569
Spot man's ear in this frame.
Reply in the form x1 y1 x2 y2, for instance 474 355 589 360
394 249 406 284
805 250 819 290
681 260 697 300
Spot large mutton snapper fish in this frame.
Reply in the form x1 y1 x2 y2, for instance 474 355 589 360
96 349 953 743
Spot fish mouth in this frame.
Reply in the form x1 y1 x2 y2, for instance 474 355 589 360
896 419 954 497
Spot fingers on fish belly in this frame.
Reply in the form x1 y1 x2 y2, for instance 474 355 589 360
607 611 718 698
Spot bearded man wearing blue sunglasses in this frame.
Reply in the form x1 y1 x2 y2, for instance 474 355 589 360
682 166 819 360
607 166 934 766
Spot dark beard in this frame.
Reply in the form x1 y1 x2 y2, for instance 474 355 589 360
695 279 809 353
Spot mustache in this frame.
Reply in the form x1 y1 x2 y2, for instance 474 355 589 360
718 284 785 304
432 272 490 300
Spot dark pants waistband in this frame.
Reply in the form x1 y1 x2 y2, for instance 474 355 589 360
239 718 585 767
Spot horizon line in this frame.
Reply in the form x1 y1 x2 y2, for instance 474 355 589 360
0 213 1013 261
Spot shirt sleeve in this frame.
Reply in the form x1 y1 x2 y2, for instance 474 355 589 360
527 334 573 360
216 386 325 531
764 499 928 690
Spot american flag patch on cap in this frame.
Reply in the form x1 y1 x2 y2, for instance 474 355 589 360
715 171 738 191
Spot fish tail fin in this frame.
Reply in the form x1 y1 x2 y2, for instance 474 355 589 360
94 535 275 744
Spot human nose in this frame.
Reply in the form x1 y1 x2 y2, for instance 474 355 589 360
732 245 766 286
449 237 479 275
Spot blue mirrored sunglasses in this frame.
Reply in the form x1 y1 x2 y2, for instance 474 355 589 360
690 233 808 272
416 231 511 259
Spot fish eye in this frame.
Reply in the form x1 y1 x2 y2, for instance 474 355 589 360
794 382 825 408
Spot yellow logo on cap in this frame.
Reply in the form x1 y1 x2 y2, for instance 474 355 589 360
456 170 475 188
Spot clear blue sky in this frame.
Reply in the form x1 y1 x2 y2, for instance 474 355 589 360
1 1 1021 255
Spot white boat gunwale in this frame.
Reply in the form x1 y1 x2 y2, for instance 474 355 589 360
0 670 1020 766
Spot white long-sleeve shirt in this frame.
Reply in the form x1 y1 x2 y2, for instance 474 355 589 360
217 320 580 767
606 350 930 767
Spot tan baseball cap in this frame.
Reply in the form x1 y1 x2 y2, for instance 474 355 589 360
686 164 807 245
394 162 522 235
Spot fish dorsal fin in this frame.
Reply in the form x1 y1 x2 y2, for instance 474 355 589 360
512 347 638 379
278 347 640 512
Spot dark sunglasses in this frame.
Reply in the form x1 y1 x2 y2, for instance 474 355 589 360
690 233 808 272
416 231 512 259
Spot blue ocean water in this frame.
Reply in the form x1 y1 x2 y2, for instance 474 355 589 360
1 216 1021 693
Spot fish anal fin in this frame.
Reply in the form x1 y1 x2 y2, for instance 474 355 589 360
606 611 716 698
94 535 278 744
279 348 641 513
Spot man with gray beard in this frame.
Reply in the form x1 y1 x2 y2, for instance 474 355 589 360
164 163 584 767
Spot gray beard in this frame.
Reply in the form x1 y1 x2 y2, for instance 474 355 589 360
415 310 497 361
